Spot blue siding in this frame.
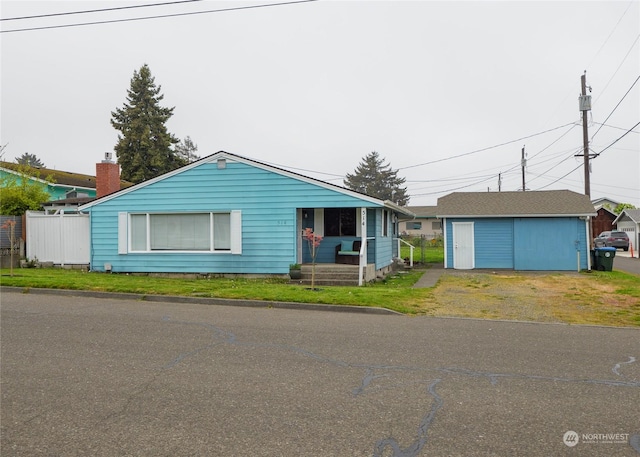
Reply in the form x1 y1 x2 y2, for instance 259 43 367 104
88 161 385 274
373 209 394 270
475 219 514 269
445 217 588 271
514 218 587 270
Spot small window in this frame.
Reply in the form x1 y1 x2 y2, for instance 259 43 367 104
382 210 389 237
432 221 442 230
408 222 422 230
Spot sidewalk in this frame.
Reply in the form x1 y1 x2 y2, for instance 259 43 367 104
412 263 445 288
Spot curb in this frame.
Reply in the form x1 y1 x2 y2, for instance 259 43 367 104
0 286 402 316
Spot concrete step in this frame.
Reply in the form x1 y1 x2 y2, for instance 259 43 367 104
290 264 361 286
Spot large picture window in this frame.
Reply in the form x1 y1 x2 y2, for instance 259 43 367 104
127 212 237 252
324 208 356 237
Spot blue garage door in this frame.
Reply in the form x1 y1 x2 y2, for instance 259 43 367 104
514 218 578 270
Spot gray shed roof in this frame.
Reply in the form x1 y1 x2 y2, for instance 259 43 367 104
437 190 596 218
613 209 640 224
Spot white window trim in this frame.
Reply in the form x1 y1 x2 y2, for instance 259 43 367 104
118 211 242 254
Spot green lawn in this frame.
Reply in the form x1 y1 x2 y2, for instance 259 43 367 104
2 241 639 327
0 266 431 314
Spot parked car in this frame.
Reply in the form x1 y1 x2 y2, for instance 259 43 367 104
594 231 629 250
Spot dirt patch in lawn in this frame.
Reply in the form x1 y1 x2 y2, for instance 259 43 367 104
422 271 640 327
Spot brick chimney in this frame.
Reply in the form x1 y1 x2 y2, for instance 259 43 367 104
96 152 121 197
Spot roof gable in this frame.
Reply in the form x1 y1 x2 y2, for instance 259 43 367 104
613 208 640 224
78 151 414 216
437 190 596 217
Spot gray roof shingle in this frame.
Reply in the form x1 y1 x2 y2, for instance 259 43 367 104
437 190 596 217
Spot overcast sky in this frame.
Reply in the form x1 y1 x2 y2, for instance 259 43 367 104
2 0 639 207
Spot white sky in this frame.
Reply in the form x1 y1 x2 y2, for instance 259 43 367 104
1 0 639 207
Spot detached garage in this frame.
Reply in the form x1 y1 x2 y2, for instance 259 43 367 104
437 190 596 271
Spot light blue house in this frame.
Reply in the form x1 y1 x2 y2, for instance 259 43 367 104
437 190 596 271
78 151 414 283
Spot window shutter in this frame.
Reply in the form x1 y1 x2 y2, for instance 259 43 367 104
230 210 242 254
118 212 128 254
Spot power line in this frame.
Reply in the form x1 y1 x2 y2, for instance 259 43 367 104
592 120 640 159
595 33 640 103
397 123 576 171
0 0 204 21
1 0 319 33
534 163 583 191
591 74 640 140
592 121 640 134
586 0 636 70
526 149 582 186
409 174 497 197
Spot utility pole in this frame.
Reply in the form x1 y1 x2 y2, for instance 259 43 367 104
577 72 594 258
521 146 526 191
579 72 592 197
498 172 502 192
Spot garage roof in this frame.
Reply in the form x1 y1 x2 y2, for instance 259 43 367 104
437 190 596 218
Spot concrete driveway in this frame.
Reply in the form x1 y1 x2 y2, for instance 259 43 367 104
2 291 639 456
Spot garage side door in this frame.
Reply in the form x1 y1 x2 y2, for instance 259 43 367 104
514 218 577 270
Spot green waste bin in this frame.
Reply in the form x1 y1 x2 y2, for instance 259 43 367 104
594 247 616 271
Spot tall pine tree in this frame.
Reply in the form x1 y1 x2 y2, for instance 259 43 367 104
344 151 409 206
111 65 185 183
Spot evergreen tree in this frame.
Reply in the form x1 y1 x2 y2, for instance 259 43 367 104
16 153 45 168
175 136 200 163
344 151 409 206
111 64 185 183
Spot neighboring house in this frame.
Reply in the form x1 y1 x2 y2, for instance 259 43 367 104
1 158 132 213
41 155 130 214
399 206 442 239
78 151 415 283
1 161 98 201
24 155 128 266
613 209 640 257
437 190 596 271
591 206 617 238
592 197 620 212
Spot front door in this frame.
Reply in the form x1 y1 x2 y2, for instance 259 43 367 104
453 222 474 269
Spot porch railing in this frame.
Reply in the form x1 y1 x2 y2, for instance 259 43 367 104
397 237 414 268
358 237 375 286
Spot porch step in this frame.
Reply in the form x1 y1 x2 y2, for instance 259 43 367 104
289 264 361 287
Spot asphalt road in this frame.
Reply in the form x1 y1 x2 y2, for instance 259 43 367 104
614 253 640 275
1 291 639 457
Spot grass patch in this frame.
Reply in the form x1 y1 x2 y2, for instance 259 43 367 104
0 267 430 315
1 266 639 327
425 270 640 327
400 243 444 264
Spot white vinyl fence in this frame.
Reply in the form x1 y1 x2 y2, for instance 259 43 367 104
26 211 90 265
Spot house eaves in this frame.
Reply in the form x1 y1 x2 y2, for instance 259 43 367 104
79 151 415 216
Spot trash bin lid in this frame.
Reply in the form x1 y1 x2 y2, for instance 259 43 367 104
595 247 617 251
